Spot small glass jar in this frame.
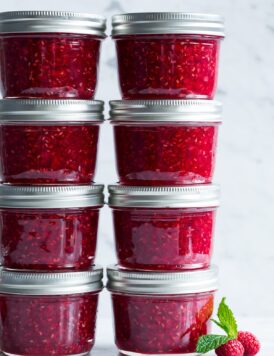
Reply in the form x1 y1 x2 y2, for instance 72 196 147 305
108 185 219 271
0 184 104 271
0 99 104 185
112 12 225 99
0 11 106 99
0 267 103 356
110 100 222 186
107 265 218 355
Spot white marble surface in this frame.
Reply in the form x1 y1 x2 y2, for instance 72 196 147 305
0 0 274 320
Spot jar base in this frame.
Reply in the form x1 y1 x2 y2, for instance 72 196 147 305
120 350 201 356
118 263 208 272
3 352 90 356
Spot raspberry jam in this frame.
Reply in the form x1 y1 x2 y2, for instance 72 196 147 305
113 208 216 271
0 11 106 99
110 100 222 186
114 124 218 185
107 266 218 355
0 268 103 356
112 13 224 99
0 185 104 271
0 99 104 185
108 185 219 271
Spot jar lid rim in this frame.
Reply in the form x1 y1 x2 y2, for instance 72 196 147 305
0 99 104 122
0 266 103 295
112 12 225 37
0 11 106 37
109 100 222 123
108 184 220 208
0 184 105 209
107 265 218 295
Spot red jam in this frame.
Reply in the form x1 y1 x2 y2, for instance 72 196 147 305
114 35 221 99
113 124 218 185
112 292 214 354
0 124 100 184
112 208 216 270
0 33 102 99
0 207 100 270
0 292 99 355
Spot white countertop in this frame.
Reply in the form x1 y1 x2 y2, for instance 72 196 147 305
93 317 274 355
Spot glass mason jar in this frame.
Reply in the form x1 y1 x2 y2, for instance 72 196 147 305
112 12 225 99
110 100 222 186
108 185 220 271
107 265 218 355
0 267 103 356
0 99 104 185
0 11 106 99
0 184 104 271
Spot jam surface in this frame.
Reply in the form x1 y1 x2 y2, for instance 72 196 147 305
0 292 99 355
113 208 215 270
0 124 100 184
114 124 218 185
112 292 214 354
0 33 101 99
115 35 220 99
0 207 100 270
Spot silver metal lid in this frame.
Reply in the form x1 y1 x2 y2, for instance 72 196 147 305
0 11 106 37
107 265 218 295
0 184 104 209
109 100 222 123
0 266 103 295
112 12 225 37
108 185 220 208
0 99 104 123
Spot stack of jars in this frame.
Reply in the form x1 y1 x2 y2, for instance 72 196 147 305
0 11 107 356
107 13 225 355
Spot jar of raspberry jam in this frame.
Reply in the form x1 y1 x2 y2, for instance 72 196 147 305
110 100 222 185
108 184 219 271
0 266 103 356
0 184 104 271
0 99 104 185
0 11 106 99
112 12 225 99
107 265 218 355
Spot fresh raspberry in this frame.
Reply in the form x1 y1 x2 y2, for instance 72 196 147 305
215 340 244 356
238 331 260 355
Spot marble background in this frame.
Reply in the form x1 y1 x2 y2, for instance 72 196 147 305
1 0 274 323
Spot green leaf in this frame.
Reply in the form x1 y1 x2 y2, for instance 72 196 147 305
211 318 224 330
211 318 232 335
196 334 231 353
217 298 238 339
